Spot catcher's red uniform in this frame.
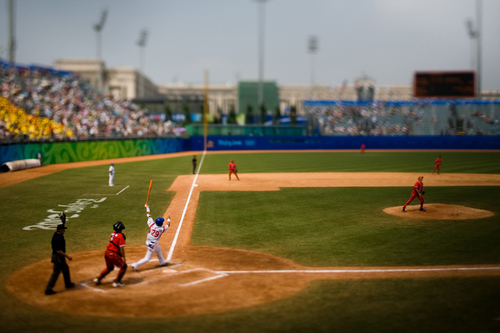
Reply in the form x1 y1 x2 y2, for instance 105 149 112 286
96 231 127 283
104 232 126 268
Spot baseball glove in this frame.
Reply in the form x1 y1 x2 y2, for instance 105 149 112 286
421 191 425 195
59 211 66 225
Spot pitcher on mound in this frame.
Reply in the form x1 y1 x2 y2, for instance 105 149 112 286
402 176 425 212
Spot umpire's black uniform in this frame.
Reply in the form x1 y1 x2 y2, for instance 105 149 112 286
45 224 74 295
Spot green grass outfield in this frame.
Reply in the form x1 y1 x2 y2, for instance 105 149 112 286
1 151 500 332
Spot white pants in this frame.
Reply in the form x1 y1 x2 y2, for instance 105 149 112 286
132 241 165 268
109 174 114 186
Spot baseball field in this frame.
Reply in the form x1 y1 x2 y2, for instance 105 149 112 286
1 150 500 332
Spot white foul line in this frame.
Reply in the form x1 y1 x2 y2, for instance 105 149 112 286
178 274 226 287
173 268 227 287
116 185 129 195
80 282 108 293
215 266 500 274
166 151 207 263
82 185 130 196
126 266 500 288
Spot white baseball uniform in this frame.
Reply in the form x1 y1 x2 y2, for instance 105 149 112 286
131 206 170 270
108 164 115 186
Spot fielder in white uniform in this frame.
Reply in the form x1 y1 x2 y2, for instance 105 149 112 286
131 204 170 271
108 163 115 186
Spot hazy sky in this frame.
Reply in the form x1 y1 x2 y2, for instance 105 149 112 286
1 0 499 90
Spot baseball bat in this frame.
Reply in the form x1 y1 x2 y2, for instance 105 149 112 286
145 180 153 205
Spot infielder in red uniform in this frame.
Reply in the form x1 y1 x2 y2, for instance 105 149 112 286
228 159 239 180
402 176 425 212
432 155 442 174
94 221 128 287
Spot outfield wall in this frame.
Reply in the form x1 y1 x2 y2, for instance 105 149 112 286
194 135 500 151
0 138 189 166
1 135 499 167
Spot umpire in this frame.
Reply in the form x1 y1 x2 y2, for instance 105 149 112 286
45 212 75 295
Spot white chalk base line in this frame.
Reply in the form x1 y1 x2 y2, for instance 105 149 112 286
216 266 500 274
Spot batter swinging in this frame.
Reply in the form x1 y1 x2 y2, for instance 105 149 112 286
131 204 171 271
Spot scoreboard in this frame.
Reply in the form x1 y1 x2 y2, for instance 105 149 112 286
413 71 476 98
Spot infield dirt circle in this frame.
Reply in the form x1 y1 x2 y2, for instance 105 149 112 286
3 152 500 318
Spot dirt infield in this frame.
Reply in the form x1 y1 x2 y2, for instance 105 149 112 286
4 155 500 318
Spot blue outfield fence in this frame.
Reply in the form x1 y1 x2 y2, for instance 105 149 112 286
192 135 500 151
2 135 499 167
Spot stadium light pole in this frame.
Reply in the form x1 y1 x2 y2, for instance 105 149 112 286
253 0 270 110
137 29 148 98
308 36 318 100
475 0 482 98
7 0 16 65
465 18 477 72
93 9 108 93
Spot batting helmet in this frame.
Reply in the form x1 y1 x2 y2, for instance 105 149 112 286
113 221 125 232
155 217 164 226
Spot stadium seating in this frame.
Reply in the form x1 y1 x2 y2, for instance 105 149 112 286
1 60 499 142
0 62 185 143
305 100 500 136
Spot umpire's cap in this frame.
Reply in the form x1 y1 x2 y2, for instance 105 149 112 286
56 224 67 231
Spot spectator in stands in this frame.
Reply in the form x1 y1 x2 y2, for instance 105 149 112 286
0 64 186 142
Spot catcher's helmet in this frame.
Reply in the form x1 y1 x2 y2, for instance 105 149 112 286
113 221 125 232
155 217 165 226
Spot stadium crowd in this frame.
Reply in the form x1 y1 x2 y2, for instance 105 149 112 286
0 64 184 142
307 101 500 136
308 103 420 136
1 63 498 142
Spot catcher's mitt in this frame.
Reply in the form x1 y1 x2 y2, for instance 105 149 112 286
59 211 66 225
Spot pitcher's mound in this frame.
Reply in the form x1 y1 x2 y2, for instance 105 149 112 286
384 204 494 220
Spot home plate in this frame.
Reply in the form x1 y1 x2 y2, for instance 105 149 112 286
162 268 178 274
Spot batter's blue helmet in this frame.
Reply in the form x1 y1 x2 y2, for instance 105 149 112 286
155 217 165 226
